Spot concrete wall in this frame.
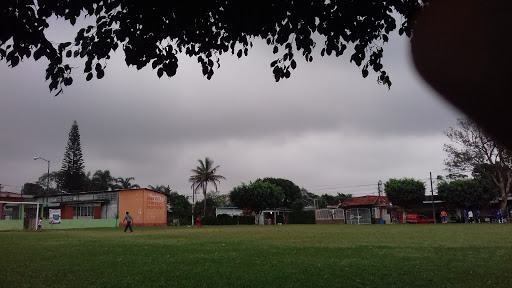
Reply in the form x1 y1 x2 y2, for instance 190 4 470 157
41 219 117 229
118 189 166 226
0 220 24 230
102 201 118 219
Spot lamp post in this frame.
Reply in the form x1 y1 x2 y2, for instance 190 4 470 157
34 156 50 216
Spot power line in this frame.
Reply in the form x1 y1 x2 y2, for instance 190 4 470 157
308 183 376 191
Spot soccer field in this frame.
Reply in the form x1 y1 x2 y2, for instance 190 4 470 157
1 224 510 288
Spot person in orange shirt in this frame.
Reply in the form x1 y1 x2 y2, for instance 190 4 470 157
440 210 448 224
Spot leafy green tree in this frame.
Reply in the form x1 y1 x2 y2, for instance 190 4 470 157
208 190 230 207
189 157 226 216
0 1 427 94
315 193 352 208
300 188 317 207
168 192 192 225
384 178 425 209
437 179 498 209
21 183 45 196
36 171 63 191
148 185 175 195
229 180 284 214
194 198 218 217
318 194 335 208
113 177 140 190
59 121 86 192
260 177 301 209
444 118 512 213
291 199 305 212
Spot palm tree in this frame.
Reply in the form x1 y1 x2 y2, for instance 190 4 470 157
113 177 140 190
189 157 226 216
90 170 115 191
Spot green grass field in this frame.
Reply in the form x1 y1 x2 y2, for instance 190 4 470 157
1 224 511 288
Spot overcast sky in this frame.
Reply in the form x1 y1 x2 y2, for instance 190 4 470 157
0 18 462 199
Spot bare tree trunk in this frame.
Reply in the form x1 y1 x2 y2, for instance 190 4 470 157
203 184 207 217
501 175 511 214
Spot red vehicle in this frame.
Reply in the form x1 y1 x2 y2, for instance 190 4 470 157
406 213 435 224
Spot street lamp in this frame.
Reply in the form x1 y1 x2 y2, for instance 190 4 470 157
34 156 50 216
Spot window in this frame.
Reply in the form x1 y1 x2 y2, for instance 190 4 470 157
73 205 94 217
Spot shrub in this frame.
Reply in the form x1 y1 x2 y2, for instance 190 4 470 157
216 214 236 225
288 210 315 224
201 215 216 225
234 215 255 225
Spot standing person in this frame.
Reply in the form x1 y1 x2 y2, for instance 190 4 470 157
123 211 133 232
463 209 468 223
497 209 503 224
490 210 495 223
468 210 473 223
476 210 481 223
440 210 448 224
37 217 42 232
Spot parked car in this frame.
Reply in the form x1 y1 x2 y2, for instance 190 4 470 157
406 213 435 224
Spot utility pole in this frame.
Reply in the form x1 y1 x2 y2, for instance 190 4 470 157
191 186 195 226
378 180 383 220
430 172 436 224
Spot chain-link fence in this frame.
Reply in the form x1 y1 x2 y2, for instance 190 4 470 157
345 208 371 224
315 208 345 220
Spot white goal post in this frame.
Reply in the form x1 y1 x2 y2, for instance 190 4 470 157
0 201 40 230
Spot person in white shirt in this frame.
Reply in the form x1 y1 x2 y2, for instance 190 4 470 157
468 210 474 223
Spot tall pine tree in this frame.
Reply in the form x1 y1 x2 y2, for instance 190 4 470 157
60 121 85 192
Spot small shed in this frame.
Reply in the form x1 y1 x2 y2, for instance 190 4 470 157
257 208 291 225
341 195 389 224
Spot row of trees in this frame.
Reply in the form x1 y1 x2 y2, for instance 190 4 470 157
383 118 510 212
23 169 143 196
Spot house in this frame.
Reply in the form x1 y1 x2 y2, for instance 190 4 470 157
341 195 389 224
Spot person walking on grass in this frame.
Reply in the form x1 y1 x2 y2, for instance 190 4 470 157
468 210 474 223
123 211 133 232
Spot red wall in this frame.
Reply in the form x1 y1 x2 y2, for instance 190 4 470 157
61 206 73 219
94 206 101 219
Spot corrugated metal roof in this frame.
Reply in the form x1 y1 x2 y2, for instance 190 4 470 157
341 195 388 207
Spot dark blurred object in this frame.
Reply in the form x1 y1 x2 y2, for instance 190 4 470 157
412 0 511 147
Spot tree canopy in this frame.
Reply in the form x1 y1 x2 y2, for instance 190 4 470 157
21 182 45 196
444 118 512 212
60 120 86 192
0 1 427 94
259 177 301 209
384 178 425 208
229 180 284 214
437 179 498 210
112 177 140 190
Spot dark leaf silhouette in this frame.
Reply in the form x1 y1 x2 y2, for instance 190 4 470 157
0 1 426 94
